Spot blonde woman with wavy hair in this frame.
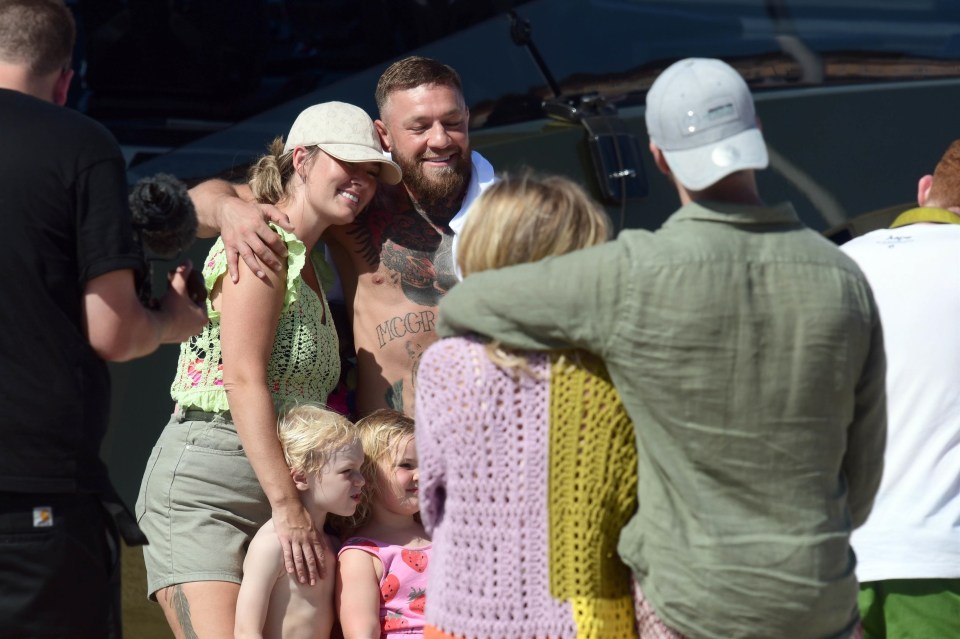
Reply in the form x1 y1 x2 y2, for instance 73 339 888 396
415 171 641 639
137 102 400 639
457 171 611 277
455 171 611 374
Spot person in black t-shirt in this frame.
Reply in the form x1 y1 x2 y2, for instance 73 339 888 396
0 2 208 637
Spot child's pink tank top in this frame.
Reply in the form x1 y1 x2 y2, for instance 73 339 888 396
339 536 431 638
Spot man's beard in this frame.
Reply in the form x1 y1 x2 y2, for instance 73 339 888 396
395 150 472 218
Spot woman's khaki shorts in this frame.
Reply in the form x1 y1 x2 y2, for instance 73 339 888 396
135 410 271 599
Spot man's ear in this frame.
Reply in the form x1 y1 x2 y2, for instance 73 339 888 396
375 120 391 153
52 68 73 107
917 174 934 207
290 468 309 491
649 141 671 176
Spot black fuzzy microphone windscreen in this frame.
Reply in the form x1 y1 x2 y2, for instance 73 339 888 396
129 173 198 260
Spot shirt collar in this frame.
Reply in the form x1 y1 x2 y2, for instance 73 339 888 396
449 150 496 236
664 200 802 227
889 206 960 228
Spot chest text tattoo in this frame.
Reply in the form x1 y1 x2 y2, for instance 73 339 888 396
376 310 437 348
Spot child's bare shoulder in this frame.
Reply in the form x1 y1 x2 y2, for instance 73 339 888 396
252 519 279 544
244 520 282 563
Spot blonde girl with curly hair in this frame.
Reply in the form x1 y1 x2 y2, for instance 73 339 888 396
336 409 430 639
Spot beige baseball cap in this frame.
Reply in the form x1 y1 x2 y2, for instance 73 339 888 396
283 101 402 185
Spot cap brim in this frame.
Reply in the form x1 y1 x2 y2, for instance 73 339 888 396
661 127 768 191
318 143 403 185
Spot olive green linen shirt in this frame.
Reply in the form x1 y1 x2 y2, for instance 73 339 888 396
436 201 886 639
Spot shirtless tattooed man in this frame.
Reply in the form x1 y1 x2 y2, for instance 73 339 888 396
191 56 495 416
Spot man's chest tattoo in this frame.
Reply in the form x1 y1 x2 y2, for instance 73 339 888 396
380 233 456 306
348 194 459 309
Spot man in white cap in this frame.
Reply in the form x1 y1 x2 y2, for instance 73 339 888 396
433 58 886 638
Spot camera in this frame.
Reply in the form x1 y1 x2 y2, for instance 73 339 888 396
129 173 207 308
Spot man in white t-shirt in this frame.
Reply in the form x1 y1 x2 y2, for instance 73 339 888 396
841 140 960 638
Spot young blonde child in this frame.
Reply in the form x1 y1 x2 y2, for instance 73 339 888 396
336 409 429 639
236 404 366 639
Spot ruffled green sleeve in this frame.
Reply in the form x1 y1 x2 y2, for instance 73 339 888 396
275 225 307 312
200 224 307 318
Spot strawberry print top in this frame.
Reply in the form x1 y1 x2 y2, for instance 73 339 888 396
339 537 430 638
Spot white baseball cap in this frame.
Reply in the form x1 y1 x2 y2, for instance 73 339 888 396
283 101 402 185
645 58 768 191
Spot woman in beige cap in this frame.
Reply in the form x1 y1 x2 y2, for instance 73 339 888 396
136 102 401 639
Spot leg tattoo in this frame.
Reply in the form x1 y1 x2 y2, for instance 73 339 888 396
171 585 199 639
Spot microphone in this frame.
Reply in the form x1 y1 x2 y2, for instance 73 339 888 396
129 173 206 307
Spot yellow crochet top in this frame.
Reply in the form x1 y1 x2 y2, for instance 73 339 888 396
548 352 638 639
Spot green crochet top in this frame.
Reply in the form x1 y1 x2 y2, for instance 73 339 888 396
170 226 340 413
